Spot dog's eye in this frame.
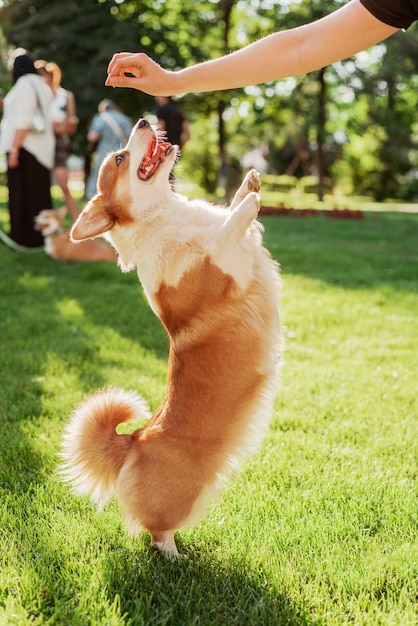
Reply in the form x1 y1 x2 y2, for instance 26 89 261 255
115 154 125 166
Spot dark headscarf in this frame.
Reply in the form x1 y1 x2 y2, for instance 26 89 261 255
12 53 39 85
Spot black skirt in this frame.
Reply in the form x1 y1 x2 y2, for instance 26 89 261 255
7 148 52 247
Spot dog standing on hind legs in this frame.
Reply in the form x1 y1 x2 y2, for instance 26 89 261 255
60 118 282 558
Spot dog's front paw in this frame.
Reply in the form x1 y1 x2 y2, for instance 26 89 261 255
230 169 261 211
244 169 260 194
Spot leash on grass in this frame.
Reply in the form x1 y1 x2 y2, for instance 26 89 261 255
0 228 45 253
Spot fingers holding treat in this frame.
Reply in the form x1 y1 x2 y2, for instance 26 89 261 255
106 52 174 95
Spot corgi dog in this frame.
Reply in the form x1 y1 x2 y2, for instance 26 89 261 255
35 207 117 262
60 118 281 558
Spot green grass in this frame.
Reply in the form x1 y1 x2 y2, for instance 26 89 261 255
0 194 417 625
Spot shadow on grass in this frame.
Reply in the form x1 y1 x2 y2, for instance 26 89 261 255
0 246 166 493
4 519 317 625
261 212 418 292
101 544 317 626
0 246 166 391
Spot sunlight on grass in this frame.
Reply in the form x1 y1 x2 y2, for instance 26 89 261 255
55 297 85 319
17 272 56 291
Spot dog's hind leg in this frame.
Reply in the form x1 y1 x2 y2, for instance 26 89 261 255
229 169 260 211
150 530 179 559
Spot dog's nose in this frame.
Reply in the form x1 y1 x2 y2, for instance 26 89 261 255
137 119 150 129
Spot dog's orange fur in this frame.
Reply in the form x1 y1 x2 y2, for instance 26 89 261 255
61 119 281 557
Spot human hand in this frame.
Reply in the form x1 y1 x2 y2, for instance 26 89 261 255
65 115 79 136
106 52 178 96
8 150 19 169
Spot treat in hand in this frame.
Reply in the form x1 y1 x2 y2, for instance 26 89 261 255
119 67 141 78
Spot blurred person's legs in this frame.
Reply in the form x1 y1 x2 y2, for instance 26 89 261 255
54 164 79 222
54 135 79 221
8 148 51 248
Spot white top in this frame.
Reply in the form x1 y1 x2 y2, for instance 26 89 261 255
0 73 55 169
51 86 68 124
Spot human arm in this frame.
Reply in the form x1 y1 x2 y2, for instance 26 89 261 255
53 91 79 136
8 129 27 169
106 0 397 96
87 129 100 146
64 91 79 135
86 113 103 151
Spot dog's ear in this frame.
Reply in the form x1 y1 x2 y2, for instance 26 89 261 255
71 198 115 242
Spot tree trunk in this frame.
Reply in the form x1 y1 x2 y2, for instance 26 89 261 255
217 0 236 198
317 67 327 201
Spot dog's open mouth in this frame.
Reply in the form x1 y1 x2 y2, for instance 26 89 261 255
138 137 173 181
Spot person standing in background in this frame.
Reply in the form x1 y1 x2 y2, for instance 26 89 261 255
0 51 54 250
85 99 132 200
155 96 190 187
155 96 190 149
36 60 80 222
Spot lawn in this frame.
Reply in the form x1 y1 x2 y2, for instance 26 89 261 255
0 192 417 625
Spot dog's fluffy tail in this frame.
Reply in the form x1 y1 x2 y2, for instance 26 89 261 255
60 387 151 510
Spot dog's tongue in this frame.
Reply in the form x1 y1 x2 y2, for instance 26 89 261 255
138 140 173 180
149 141 171 164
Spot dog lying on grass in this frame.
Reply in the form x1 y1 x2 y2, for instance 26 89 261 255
60 118 281 558
35 207 117 262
